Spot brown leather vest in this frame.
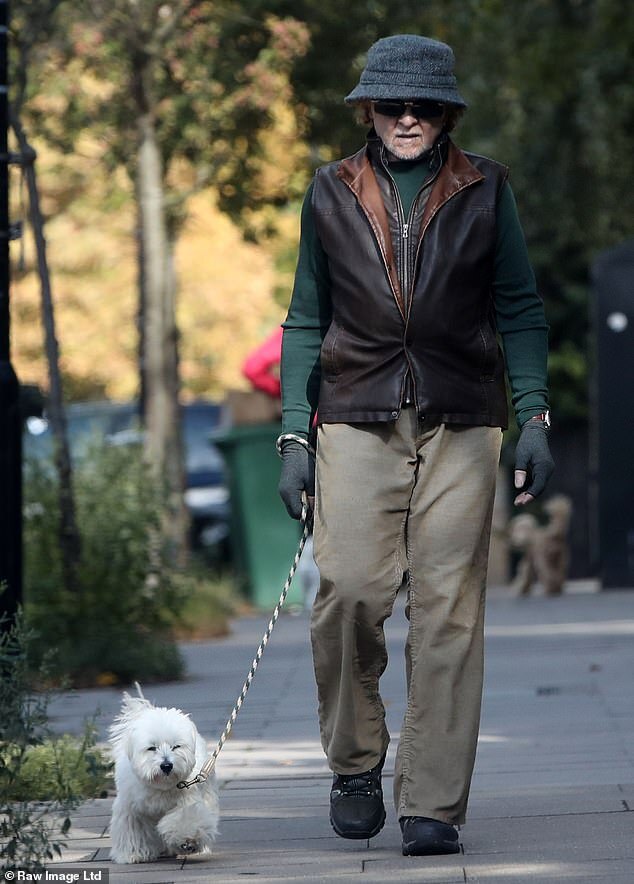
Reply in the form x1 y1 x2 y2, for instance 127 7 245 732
312 135 510 428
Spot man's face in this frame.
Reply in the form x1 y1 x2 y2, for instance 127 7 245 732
371 100 446 161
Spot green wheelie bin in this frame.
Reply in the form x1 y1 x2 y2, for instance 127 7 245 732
213 422 304 609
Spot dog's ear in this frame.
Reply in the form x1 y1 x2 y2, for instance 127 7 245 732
108 692 154 747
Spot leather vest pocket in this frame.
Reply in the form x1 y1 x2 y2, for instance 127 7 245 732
320 323 341 377
479 323 498 379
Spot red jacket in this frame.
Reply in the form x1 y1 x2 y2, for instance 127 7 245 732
242 327 283 398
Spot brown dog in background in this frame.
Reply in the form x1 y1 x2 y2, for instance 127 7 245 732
509 495 572 596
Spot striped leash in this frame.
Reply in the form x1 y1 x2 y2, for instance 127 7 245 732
177 495 313 789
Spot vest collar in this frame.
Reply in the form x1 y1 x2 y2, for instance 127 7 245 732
337 132 485 212
336 133 486 314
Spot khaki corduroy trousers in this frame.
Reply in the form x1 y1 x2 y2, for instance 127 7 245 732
311 410 502 825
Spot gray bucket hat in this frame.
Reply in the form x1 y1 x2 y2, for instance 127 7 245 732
345 34 467 107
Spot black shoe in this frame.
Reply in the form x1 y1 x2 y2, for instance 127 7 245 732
329 755 386 840
400 816 460 856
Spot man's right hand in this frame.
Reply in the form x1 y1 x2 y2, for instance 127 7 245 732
278 440 315 519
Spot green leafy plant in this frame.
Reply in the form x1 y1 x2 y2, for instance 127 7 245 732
0 612 108 872
174 567 240 640
3 730 111 803
23 443 187 685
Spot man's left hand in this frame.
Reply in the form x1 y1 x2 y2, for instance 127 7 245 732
513 418 554 506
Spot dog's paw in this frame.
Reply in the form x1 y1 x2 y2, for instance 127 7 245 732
179 838 199 855
110 848 161 864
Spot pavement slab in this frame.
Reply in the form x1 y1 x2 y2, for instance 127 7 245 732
38 585 634 881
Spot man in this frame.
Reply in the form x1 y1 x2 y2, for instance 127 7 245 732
277 35 553 857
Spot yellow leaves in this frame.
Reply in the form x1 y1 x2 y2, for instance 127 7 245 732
9 5 310 405
10 139 288 402
264 15 311 67
174 189 285 398
251 98 310 203
28 55 117 113
11 138 138 400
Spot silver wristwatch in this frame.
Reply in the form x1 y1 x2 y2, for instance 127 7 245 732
529 410 551 429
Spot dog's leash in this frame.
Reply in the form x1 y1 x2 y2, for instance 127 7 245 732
177 495 313 789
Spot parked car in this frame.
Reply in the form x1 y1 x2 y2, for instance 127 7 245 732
23 399 231 560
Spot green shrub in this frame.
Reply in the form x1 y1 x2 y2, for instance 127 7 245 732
2 731 111 802
174 568 240 640
0 612 108 872
23 443 186 685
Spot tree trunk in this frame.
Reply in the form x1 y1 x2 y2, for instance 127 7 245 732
163 245 189 562
135 196 146 421
136 108 188 565
11 115 82 597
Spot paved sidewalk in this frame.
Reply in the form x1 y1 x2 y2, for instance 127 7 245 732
46 585 634 882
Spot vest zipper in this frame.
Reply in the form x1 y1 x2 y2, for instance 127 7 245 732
405 161 443 326
380 145 443 412
379 147 410 303
379 150 414 412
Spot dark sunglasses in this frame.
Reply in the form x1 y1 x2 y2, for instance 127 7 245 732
372 99 445 120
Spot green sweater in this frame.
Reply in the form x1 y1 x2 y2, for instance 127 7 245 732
282 153 549 437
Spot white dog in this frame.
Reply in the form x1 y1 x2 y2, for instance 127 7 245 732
108 687 219 864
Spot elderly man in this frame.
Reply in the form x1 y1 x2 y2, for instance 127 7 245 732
278 34 553 856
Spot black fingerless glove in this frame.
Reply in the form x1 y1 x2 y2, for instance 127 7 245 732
514 419 555 499
278 440 315 520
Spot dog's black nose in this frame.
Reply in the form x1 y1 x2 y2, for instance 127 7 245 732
160 761 173 774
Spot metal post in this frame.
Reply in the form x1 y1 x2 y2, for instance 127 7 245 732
0 0 22 627
591 240 634 588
